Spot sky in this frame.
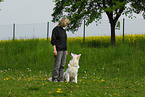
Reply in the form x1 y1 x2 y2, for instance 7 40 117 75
0 0 55 24
0 0 144 25
0 0 145 40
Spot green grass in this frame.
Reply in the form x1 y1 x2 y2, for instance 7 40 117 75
0 37 145 97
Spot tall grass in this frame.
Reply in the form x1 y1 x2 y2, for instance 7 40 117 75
67 35 145 78
0 34 145 97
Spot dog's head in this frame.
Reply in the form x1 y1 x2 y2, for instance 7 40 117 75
70 53 81 67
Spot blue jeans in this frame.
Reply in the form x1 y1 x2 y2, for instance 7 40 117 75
52 51 67 81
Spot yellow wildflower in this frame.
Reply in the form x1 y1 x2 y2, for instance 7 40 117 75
43 78 46 80
57 90 60 92
101 79 105 82
57 88 63 93
113 93 117 96
28 78 31 81
6 77 9 80
57 91 61 93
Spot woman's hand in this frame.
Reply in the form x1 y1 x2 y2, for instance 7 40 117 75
54 50 57 55
66 51 68 55
53 45 57 55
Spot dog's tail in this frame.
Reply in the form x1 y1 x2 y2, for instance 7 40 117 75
48 77 52 81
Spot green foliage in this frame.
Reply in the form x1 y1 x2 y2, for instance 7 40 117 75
52 0 145 32
130 0 145 19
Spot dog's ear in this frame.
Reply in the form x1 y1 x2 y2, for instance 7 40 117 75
77 54 81 60
70 53 74 56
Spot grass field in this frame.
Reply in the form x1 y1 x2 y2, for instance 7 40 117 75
0 34 145 97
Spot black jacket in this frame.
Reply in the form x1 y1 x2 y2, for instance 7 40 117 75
51 26 67 51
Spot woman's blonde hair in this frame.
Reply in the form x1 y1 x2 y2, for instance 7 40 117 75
58 17 70 27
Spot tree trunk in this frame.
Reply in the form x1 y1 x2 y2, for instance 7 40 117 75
110 22 116 46
106 12 117 46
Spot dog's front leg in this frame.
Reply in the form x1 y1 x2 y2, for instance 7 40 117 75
74 75 77 83
66 74 70 82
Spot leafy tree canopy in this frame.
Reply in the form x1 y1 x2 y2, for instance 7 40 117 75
0 0 4 10
0 0 3 2
52 0 145 32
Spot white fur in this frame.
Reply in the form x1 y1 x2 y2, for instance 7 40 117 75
63 53 81 83
48 53 81 83
48 77 52 81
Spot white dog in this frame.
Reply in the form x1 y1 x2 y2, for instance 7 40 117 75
48 53 81 83
63 53 81 83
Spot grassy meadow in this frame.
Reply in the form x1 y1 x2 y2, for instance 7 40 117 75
0 34 145 97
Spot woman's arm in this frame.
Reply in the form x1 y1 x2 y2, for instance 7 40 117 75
53 45 57 55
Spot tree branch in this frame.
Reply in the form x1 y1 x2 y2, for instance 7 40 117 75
114 7 125 23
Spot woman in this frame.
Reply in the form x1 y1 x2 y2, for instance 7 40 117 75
51 17 70 82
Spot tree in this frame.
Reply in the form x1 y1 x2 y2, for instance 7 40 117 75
52 0 145 46
0 0 3 3
0 0 4 10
